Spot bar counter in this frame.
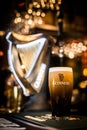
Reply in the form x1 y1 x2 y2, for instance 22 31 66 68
0 110 87 130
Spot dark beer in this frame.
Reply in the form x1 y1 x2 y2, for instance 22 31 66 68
49 67 73 117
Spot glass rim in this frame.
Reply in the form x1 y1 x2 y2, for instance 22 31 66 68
49 67 73 72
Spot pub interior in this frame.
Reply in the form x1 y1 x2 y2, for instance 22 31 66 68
0 0 87 130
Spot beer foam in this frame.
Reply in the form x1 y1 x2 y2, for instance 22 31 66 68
49 67 72 72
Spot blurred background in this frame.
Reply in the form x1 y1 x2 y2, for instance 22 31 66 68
0 0 87 67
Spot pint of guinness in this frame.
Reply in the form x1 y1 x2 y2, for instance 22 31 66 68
49 67 73 118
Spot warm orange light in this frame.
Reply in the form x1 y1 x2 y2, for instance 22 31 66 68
0 51 4 56
83 68 87 76
0 31 5 36
79 81 87 89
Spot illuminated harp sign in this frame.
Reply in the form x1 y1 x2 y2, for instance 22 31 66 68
6 32 50 96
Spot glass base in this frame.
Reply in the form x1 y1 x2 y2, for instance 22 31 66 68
25 113 81 121
52 115 80 120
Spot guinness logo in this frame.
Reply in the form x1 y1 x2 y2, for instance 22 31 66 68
53 72 70 86
58 73 64 81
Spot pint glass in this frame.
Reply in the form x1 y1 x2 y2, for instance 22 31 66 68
49 67 73 117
